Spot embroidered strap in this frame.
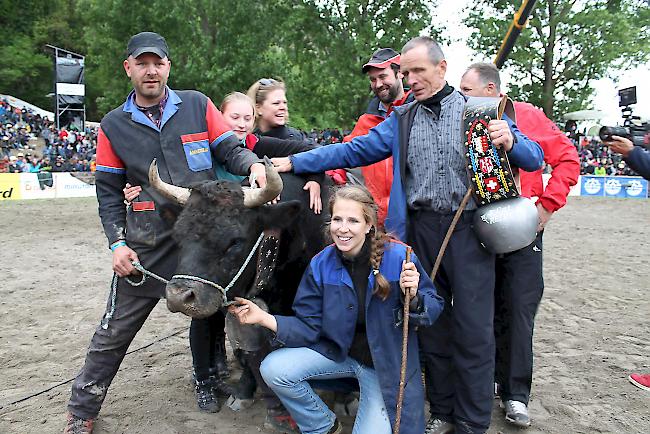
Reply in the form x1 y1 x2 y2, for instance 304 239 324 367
462 96 518 205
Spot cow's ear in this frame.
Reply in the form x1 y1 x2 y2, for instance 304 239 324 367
159 203 183 227
260 200 302 229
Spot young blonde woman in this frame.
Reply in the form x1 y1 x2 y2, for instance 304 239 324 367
230 185 444 434
246 79 309 142
247 78 348 186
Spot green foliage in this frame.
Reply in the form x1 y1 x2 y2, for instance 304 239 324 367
465 0 650 119
273 0 436 129
1 0 436 128
0 0 84 110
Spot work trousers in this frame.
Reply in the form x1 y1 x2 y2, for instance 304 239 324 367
494 231 544 405
67 290 160 419
409 209 495 434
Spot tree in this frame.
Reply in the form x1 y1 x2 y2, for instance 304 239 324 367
0 0 84 110
270 0 436 129
76 0 435 127
464 0 650 119
5 0 435 127
76 0 284 118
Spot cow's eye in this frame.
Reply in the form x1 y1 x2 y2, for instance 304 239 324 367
225 238 244 252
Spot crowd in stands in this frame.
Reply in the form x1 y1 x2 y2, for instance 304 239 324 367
307 127 351 145
0 98 98 174
576 136 637 176
0 97 644 178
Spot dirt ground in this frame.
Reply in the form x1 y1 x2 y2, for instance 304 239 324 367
0 196 648 434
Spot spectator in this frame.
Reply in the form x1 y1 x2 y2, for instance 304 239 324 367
52 155 68 172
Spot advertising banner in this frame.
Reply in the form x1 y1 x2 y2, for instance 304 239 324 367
54 172 96 198
20 172 57 199
0 173 22 200
0 173 95 200
580 176 605 197
580 175 648 198
603 176 648 199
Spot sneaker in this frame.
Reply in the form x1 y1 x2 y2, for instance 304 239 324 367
503 399 531 427
195 379 222 413
628 373 650 391
63 412 94 434
424 416 454 434
327 418 342 434
263 408 300 433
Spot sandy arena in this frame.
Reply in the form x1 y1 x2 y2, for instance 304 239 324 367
0 196 648 434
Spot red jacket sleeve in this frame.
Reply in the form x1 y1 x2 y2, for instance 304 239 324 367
206 98 234 145
95 127 125 174
514 102 580 213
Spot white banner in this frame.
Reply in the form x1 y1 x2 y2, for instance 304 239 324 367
56 83 85 96
0 173 96 200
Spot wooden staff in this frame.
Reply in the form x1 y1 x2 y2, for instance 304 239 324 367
394 246 412 434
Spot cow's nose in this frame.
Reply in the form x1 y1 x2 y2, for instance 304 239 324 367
166 282 196 312
179 288 195 303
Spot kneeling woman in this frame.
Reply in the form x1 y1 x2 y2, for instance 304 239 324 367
230 186 443 434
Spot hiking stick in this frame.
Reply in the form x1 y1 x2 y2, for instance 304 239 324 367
394 246 412 434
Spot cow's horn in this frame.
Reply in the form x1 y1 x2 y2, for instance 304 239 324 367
148 159 191 205
243 158 283 207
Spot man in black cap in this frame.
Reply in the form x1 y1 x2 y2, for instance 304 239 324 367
63 32 267 434
343 47 413 226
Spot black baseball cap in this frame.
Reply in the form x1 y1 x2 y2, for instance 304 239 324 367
362 48 400 73
126 32 169 59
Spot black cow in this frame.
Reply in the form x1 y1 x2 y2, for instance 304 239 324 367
148 159 328 319
149 160 355 414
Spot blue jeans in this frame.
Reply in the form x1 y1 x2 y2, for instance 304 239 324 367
260 347 392 434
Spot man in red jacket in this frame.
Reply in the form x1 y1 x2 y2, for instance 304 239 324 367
343 48 414 226
460 62 580 429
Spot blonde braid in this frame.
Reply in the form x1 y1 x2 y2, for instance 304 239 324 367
370 228 391 300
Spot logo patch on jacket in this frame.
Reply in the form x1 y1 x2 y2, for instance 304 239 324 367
181 131 212 172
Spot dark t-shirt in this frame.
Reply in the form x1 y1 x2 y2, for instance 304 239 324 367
338 240 374 368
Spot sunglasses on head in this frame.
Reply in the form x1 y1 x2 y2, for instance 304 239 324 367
258 78 276 86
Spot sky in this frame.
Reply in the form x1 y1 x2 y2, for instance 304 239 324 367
430 0 650 126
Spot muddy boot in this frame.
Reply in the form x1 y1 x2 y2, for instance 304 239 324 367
209 371 235 398
63 413 94 434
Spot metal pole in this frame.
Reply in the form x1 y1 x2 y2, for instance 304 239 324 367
493 0 538 68
54 47 59 130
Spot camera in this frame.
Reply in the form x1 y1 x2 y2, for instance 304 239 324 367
599 124 649 147
598 86 649 148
